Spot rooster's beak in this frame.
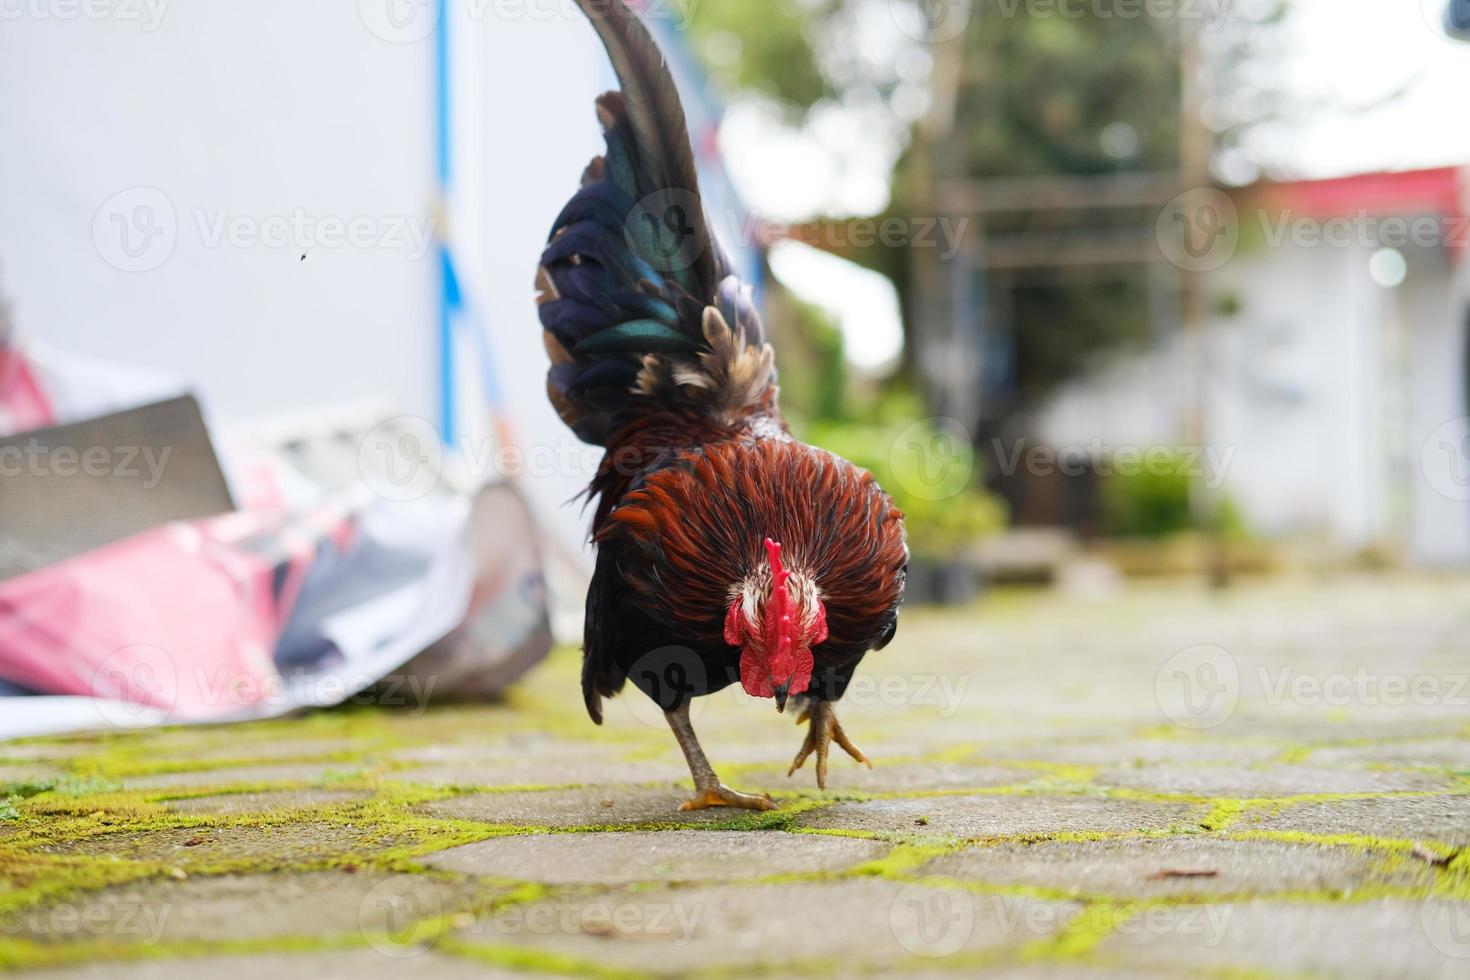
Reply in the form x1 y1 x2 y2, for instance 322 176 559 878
774 682 790 713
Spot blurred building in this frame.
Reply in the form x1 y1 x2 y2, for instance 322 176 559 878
920 167 1470 567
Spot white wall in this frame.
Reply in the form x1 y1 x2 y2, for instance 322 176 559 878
0 2 612 574
1209 242 1386 545
0 4 436 419
1406 252 1470 566
1037 236 1470 566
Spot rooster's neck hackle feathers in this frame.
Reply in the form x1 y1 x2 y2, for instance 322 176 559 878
599 440 906 652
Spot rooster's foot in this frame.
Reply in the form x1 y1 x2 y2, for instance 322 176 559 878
680 784 778 812
666 703 777 812
788 698 872 789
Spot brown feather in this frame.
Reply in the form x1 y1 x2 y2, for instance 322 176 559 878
597 438 906 653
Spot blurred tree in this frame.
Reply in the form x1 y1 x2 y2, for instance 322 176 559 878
911 1 1294 419
683 0 1295 542
685 0 832 113
946 9 1181 178
685 0 929 125
764 285 849 425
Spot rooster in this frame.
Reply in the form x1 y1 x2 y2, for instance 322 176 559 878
537 0 907 811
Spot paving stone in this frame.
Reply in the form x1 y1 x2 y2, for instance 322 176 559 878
0 763 63 785
1240 794 1470 846
0 741 90 761
1092 765 1449 797
8 871 488 946
162 789 370 815
7 580 1470 978
41 825 383 869
384 754 691 788
451 879 1082 972
422 830 889 885
739 761 1041 793
144 737 369 763
419 786 759 828
32 951 518 980
1208 717 1468 743
975 737 1283 767
928 968 1173 980
122 762 355 791
923 837 1430 900
1306 739 1470 770
798 795 1206 838
386 736 609 766
616 736 976 769
1103 899 1470 980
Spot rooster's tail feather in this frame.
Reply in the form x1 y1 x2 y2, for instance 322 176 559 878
538 0 775 447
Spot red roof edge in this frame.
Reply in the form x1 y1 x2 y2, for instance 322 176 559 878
1243 166 1466 220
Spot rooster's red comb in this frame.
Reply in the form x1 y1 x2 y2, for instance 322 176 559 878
763 538 797 661
764 537 786 584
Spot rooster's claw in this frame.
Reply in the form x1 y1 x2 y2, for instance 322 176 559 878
680 784 778 812
788 699 871 789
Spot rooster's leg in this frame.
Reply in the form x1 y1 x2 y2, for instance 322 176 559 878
666 703 777 812
787 697 873 789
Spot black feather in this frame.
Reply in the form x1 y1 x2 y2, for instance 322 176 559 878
572 0 716 291
538 0 773 448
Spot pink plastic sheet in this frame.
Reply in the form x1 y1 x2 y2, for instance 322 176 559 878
0 514 296 722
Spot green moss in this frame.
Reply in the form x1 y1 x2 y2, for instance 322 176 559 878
1224 828 1448 854
0 933 369 972
68 748 370 781
1200 798 1274 831
847 842 954 878
3 624 1467 977
435 938 651 979
1022 901 1138 962
0 778 507 915
0 776 122 799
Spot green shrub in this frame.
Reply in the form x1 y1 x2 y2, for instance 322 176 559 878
1100 451 1245 538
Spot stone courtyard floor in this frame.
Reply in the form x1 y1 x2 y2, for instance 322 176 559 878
1 574 1468 978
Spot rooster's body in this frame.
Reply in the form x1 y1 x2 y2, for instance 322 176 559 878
538 0 907 809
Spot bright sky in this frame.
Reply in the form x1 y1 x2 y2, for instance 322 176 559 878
732 0 1470 374
1259 0 1470 177
767 240 906 373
